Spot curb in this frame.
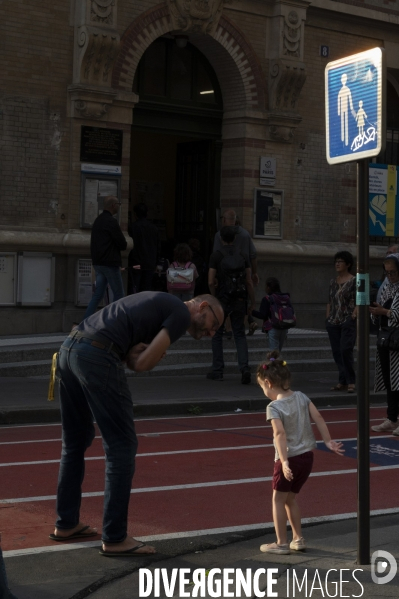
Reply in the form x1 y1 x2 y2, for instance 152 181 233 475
0 393 387 425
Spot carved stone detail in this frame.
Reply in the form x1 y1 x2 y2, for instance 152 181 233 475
68 84 138 123
167 0 230 34
269 125 294 143
90 0 115 26
283 11 301 58
267 113 302 144
269 60 306 112
75 27 120 86
74 100 108 119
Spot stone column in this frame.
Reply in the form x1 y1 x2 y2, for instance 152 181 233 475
267 0 310 143
68 0 138 231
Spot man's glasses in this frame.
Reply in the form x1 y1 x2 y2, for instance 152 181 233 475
207 305 221 331
384 270 398 276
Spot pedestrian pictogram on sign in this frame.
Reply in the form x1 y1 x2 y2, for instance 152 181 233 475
325 47 385 165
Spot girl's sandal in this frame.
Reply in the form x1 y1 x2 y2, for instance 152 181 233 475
347 385 355 393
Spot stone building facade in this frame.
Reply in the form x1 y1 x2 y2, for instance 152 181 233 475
1 0 399 333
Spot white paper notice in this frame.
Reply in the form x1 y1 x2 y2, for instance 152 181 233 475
369 167 387 194
98 180 118 197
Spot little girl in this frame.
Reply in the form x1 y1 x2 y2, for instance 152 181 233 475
257 350 344 554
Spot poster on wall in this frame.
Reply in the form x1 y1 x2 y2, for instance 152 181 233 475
80 167 121 228
369 164 398 236
253 188 283 239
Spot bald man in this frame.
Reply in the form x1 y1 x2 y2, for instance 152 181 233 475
52 292 223 556
85 196 127 318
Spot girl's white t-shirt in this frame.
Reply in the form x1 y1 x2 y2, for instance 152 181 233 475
266 391 317 461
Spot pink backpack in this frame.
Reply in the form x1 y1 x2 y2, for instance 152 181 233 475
166 262 195 290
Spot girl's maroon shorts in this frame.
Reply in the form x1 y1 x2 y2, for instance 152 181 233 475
272 451 314 493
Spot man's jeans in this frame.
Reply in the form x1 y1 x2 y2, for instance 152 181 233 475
56 336 137 543
211 301 249 373
84 265 124 318
268 328 288 351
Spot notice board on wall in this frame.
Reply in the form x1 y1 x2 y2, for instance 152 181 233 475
80 170 121 228
253 188 284 239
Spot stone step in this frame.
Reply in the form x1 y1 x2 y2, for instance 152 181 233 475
0 331 378 363
159 345 377 366
0 344 61 364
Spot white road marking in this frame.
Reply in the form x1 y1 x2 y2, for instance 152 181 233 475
0 443 274 467
1 463 398 504
0 434 396 466
4 506 399 558
0 417 386 445
0 404 385 431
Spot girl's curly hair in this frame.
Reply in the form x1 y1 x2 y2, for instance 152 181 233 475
256 350 291 390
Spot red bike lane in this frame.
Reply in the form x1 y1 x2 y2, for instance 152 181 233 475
0 406 397 552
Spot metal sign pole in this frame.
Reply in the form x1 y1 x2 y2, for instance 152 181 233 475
356 158 370 565
325 46 385 567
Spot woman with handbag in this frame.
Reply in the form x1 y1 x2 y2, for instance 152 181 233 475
370 253 399 434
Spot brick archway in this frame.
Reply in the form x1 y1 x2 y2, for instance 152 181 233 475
112 5 266 111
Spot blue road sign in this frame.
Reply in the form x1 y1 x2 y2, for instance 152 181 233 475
325 48 385 165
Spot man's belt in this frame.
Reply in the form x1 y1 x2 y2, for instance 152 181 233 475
68 331 125 361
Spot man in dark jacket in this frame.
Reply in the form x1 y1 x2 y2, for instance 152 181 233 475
84 196 127 318
128 202 159 294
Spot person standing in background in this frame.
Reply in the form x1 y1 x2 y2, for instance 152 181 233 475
213 209 259 335
376 245 399 304
207 226 255 384
213 209 259 286
326 251 357 394
128 203 159 294
84 196 127 319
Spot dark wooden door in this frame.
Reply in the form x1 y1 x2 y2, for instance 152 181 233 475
175 140 221 257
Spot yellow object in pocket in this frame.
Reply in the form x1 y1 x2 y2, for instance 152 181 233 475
48 352 59 402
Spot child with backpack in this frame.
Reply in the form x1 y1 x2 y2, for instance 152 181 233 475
167 243 198 301
257 351 344 554
252 277 296 351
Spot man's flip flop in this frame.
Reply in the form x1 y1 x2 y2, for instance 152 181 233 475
99 542 155 557
49 525 98 542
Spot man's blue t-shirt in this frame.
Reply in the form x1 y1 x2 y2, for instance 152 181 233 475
78 291 190 356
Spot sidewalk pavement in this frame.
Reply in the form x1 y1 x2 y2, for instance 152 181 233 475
1 332 396 598
4 515 399 598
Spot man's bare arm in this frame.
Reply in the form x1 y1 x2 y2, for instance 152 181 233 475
126 328 171 372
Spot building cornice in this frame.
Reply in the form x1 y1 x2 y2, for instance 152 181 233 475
309 0 399 24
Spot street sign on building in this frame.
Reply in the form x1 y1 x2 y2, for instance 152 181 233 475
325 47 385 165
259 156 276 186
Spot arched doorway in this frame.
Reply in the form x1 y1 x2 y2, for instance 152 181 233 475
129 37 223 258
